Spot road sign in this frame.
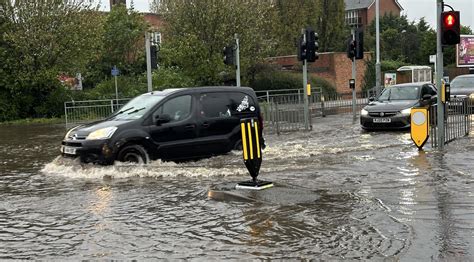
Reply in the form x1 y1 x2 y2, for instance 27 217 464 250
111 66 120 76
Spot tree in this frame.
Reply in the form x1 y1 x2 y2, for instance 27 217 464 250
158 0 274 85
101 4 148 74
0 0 103 120
314 0 346 52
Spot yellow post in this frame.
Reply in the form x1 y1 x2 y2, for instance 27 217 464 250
441 80 446 103
306 83 311 96
410 108 429 150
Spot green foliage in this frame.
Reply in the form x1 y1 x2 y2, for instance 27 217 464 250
152 67 196 90
0 0 103 121
160 0 275 86
101 5 148 75
159 0 348 86
84 76 147 100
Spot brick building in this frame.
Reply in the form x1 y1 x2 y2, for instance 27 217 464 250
344 0 403 28
267 53 372 93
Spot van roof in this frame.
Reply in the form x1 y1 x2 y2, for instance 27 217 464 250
144 86 255 96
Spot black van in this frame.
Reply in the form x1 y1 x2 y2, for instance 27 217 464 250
61 86 264 165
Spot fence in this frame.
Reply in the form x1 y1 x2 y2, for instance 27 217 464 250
257 88 371 134
429 97 473 148
64 99 129 127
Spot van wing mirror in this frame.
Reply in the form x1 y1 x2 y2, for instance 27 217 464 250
155 114 171 125
422 94 432 101
368 96 375 102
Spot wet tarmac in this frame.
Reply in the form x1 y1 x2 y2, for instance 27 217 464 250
0 114 473 260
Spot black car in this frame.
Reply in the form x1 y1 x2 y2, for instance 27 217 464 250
360 83 437 130
450 74 474 99
61 86 264 165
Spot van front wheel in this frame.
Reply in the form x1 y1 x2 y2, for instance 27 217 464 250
117 144 150 164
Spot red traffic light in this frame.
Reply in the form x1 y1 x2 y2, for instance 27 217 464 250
444 14 455 27
441 11 460 45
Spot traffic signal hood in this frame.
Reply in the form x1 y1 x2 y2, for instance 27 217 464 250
355 28 364 59
223 46 235 65
347 38 355 59
441 11 460 45
150 45 158 69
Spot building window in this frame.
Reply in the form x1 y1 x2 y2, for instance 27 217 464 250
345 10 362 26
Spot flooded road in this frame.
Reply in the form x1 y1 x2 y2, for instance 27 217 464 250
0 114 473 260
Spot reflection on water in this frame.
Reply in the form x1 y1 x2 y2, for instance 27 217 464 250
0 116 473 260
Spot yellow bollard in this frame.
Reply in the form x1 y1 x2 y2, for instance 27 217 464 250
410 108 429 150
236 118 273 190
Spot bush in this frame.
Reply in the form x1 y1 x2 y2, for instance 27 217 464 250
152 67 196 90
82 75 147 100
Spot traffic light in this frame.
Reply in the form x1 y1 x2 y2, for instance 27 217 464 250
150 45 158 69
441 11 460 45
223 46 235 65
347 37 355 59
355 28 364 59
297 35 306 61
297 28 319 62
305 28 319 62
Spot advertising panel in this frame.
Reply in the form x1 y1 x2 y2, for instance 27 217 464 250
384 73 397 87
457 35 474 67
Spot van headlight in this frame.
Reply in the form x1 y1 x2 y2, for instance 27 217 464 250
86 127 117 140
469 93 474 99
400 108 412 116
361 109 368 116
64 126 80 140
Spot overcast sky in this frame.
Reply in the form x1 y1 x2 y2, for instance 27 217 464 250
98 0 474 31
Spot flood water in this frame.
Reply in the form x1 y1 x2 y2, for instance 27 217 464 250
0 115 473 260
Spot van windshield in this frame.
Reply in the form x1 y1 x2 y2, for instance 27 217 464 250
110 95 164 120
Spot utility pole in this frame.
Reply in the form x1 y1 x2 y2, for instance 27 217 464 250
436 0 445 149
375 0 381 96
145 32 152 92
351 28 357 121
235 34 241 87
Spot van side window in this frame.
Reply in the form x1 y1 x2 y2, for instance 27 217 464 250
200 93 231 118
153 95 192 122
199 92 255 118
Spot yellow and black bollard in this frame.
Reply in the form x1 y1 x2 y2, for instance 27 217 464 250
410 107 429 150
236 118 273 190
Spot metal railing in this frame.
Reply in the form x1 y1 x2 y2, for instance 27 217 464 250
64 98 129 127
257 88 370 134
429 97 473 148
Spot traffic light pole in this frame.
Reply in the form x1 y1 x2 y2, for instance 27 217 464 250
375 0 381 97
302 30 310 131
351 28 357 121
145 32 153 92
235 34 241 87
436 0 445 149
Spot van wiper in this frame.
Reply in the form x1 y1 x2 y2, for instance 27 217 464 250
116 107 134 115
127 107 146 114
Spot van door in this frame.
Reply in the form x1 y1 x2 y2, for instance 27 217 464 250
147 94 198 160
196 91 255 155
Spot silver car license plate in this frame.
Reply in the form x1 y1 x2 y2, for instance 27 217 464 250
61 146 77 155
373 118 391 123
